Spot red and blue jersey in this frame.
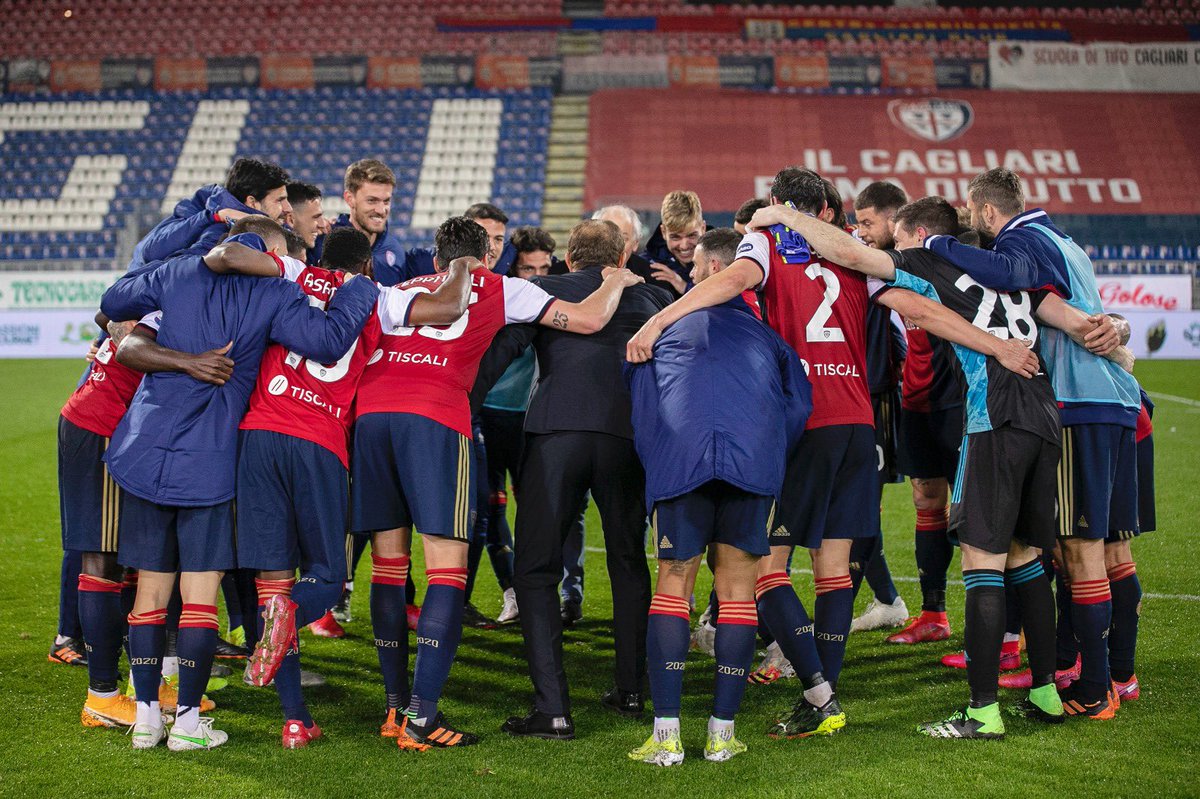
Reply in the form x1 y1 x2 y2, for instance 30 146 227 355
355 268 555 438
60 313 160 438
736 227 872 430
239 258 416 468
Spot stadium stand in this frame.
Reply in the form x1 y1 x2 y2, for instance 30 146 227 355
0 88 550 268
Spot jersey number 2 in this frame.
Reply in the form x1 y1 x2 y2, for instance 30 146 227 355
805 264 845 343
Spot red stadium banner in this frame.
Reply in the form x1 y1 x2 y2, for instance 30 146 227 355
50 60 101 92
584 89 1200 215
774 55 830 88
668 56 720 88
155 58 207 91
367 57 422 89
882 56 937 89
476 55 531 89
260 55 314 90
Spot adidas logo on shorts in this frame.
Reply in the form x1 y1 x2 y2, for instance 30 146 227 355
659 535 672 549
771 525 788 537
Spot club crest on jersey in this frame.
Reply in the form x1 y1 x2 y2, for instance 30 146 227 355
386 251 396 266
887 98 974 143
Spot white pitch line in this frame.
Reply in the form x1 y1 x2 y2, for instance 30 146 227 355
584 546 1200 601
1148 391 1200 408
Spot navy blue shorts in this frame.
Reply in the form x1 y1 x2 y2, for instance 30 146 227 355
58 415 122 554
1057 423 1139 541
777 424 882 550
652 481 774 561
1133 432 1155 535
950 426 1060 555
350 412 475 540
898 406 964 481
118 495 235 572
236 430 348 583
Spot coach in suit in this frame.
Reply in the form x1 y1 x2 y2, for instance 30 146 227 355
471 220 672 739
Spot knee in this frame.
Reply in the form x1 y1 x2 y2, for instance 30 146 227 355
81 552 122 582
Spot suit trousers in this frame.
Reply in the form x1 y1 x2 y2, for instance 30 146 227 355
513 431 650 716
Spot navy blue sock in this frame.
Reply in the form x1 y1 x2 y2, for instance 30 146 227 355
176 604 218 716
647 593 691 718
1055 570 1078 669
486 489 515 591
712 602 757 720
1070 579 1113 700
58 550 84 639
848 536 875 600
755 572 824 682
221 573 243 633
120 572 137 660
78 575 124 693
963 569 1006 707
915 507 952 612
233 569 260 649
1107 563 1141 682
127 609 167 704
813 574 854 686
465 535 486 602
370 554 411 710
863 535 899 605
409 569 467 724
292 575 342 629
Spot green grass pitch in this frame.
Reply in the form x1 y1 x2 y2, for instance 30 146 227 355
1 358 1197 798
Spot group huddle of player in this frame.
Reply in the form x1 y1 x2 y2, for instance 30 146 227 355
54 153 1152 763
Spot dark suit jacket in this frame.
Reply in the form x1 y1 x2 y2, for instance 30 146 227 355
471 265 672 440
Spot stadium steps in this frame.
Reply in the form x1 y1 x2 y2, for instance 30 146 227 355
542 95 590 244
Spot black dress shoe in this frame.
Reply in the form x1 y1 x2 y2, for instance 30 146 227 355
501 710 575 740
463 602 498 630
601 688 645 717
560 600 583 627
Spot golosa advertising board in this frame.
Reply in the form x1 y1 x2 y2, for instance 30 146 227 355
585 89 1200 215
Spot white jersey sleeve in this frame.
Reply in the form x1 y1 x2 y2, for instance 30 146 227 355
279 255 307 283
866 277 890 301
501 275 556 325
136 311 162 331
375 284 419 333
735 231 772 289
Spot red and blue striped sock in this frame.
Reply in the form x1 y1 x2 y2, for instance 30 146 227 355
1071 578 1113 700
78 574 124 694
647 593 691 719
1107 562 1141 682
370 554 411 711
712 600 756 721
813 574 854 686
408 567 468 724
175 603 218 729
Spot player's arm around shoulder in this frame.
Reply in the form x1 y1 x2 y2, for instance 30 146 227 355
403 256 474 327
626 260 757 363
747 204 896 280
115 316 234 386
541 267 644 335
876 288 1039 379
269 274 378 364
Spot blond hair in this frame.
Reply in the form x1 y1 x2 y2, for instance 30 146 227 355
344 158 396 194
660 190 702 232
